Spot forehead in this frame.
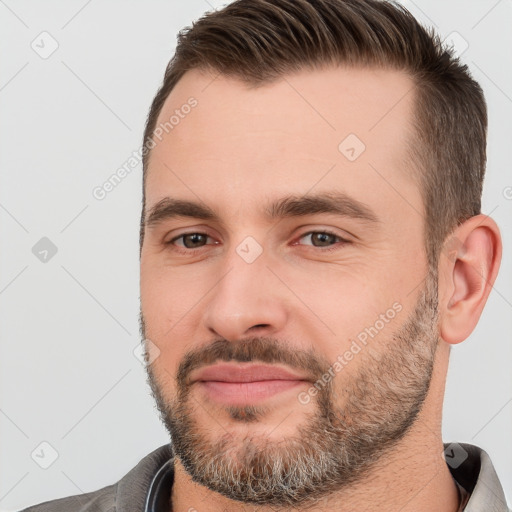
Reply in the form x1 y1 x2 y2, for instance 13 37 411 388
146 65 421 226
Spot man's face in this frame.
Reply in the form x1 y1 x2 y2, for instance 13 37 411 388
139 66 440 506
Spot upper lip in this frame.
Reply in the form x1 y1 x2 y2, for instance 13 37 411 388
190 363 311 383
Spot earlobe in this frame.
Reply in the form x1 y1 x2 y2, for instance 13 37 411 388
439 215 502 345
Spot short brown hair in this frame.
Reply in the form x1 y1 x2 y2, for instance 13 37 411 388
140 0 487 270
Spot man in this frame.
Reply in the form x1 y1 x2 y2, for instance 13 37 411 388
21 0 509 510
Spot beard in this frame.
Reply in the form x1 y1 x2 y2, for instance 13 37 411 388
140 267 439 508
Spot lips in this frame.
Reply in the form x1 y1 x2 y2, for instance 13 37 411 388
191 363 310 384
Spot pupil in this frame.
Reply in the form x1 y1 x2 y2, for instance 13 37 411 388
185 234 204 248
314 233 332 246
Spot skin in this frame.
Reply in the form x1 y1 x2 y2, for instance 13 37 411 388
139 66 502 511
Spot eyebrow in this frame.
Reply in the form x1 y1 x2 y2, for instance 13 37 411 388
145 192 380 229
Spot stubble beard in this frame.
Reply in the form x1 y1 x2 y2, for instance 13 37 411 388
142 269 439 507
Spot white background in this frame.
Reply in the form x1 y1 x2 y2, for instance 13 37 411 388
1 1 511 510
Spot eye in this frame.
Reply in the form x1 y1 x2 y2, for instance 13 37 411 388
294 230 350 252
167 232 217 253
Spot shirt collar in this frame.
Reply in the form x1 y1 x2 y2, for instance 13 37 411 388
449 443 510 512
144 457 174 512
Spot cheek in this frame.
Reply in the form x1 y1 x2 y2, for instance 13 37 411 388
287 266 408 365
140 261 207 328
150 351 177 387
285 265 390 326
140 267 203 388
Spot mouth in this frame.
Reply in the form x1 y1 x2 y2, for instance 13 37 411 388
191 363 311 406
197 379 307 405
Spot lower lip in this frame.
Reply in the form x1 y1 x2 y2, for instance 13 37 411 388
197 380 307 405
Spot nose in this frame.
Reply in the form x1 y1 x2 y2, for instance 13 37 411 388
202 248 288 342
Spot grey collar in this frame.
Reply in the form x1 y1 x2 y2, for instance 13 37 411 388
144 457 174 512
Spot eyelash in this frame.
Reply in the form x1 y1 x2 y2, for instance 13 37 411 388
166 230 350 255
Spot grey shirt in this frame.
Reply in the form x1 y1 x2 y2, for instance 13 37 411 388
19 442 510 511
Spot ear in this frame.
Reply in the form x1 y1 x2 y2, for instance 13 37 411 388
438 214 502 345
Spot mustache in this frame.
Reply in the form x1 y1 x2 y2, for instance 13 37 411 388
174 337 328 389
